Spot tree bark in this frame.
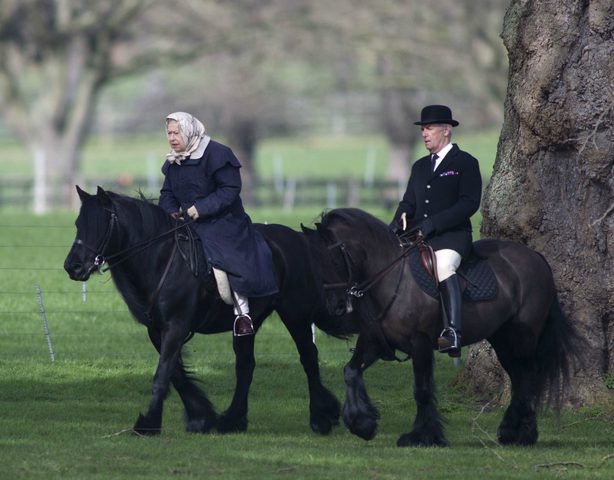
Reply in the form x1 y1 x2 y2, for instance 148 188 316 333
463 0 614 405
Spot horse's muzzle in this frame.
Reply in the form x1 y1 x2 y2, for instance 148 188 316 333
64 255 93 282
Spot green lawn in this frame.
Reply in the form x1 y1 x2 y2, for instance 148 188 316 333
0 210 612 479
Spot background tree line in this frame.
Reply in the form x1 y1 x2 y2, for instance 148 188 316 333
0 0 508 209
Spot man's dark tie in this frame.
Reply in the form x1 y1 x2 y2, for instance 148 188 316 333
431 154 439 172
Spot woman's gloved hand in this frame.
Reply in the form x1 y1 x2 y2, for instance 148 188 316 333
187 205 199 220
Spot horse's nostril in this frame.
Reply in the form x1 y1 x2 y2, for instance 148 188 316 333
64 260 85 279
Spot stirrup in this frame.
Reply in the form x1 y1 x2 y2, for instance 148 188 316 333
437 327 460 352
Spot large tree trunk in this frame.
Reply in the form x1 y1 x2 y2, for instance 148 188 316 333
226 119 259 206
463 0 613 405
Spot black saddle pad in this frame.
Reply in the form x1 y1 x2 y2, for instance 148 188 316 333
409 249 498 302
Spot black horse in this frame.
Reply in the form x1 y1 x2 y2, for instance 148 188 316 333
64 186 356 436
302 207 583 447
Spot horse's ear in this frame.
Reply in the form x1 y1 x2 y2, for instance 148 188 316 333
76 185 90 201
96 186 112 208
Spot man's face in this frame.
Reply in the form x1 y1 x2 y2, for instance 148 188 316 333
420 124 449 154
167 120 186 152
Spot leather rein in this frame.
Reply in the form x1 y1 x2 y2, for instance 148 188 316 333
323 230 427 301
322 230 431 362
72 208 195 276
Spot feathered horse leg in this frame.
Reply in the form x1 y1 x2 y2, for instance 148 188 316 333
342 334 380 440
145 327 217 434
397 331 448 447
133 322 189 435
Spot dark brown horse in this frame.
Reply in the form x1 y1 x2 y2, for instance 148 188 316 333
64 187 357 436
303 207 583 447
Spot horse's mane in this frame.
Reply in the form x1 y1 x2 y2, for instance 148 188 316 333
320 208 394 245
107 190 171 237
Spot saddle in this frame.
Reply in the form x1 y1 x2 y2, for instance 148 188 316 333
175 227 233 305
408 244 498 302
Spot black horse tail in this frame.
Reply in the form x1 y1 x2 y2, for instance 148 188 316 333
534 295 584 411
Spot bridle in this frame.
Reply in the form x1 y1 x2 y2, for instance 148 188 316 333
321 229 425 362
72 208 118 275
72 206 194 275
323 234 419 302
323 241 357 293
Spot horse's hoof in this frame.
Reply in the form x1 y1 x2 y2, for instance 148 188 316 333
397 431 448 448
310 416 338 435
186 416 217 434
496 425 517 445
310 397 340 435
133 413 162 436
497 425 538 446
310 412 340 435
216 412 248 434
345 415 377 441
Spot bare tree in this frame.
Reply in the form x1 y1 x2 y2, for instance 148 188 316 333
314 0 509 181
0 0 510 211
0 0 216 211
461 0 613 404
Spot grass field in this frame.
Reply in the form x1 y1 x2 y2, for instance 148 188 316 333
0 130 499 180
0 209 612 480
0 131 494 233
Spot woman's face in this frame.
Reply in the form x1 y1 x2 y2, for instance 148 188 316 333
167 120 186 152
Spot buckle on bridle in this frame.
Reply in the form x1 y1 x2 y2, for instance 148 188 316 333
348 284 364 298
93 254 107 272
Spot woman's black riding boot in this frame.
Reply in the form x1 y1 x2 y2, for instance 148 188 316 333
437 274 462 357
234 314 255 336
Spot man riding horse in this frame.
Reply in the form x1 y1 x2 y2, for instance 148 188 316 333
391 105 482 356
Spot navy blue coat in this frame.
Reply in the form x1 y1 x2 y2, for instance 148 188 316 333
392 144 482 258
159 140 278 297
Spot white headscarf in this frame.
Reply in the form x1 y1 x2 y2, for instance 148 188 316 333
165 112 211 165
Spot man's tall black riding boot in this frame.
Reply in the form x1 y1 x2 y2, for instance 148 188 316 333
437 274 462 357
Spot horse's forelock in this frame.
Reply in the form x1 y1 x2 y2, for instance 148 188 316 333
322 208 389 240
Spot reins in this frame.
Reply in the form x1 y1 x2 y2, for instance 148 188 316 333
324 233 424 298
324 230 429 363
73 207 195 274
102 219 195 273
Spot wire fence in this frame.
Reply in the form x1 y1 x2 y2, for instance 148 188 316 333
0 175 405 210
0 223 356 365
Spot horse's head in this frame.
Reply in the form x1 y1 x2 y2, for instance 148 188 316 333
64 186 117 281
302 210 371 316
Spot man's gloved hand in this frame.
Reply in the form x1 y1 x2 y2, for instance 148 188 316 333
389 212 407 234
170 211 184 221
417 218 435 237
187 205 200 220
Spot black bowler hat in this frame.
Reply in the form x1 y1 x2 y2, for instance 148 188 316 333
414 105 459 127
